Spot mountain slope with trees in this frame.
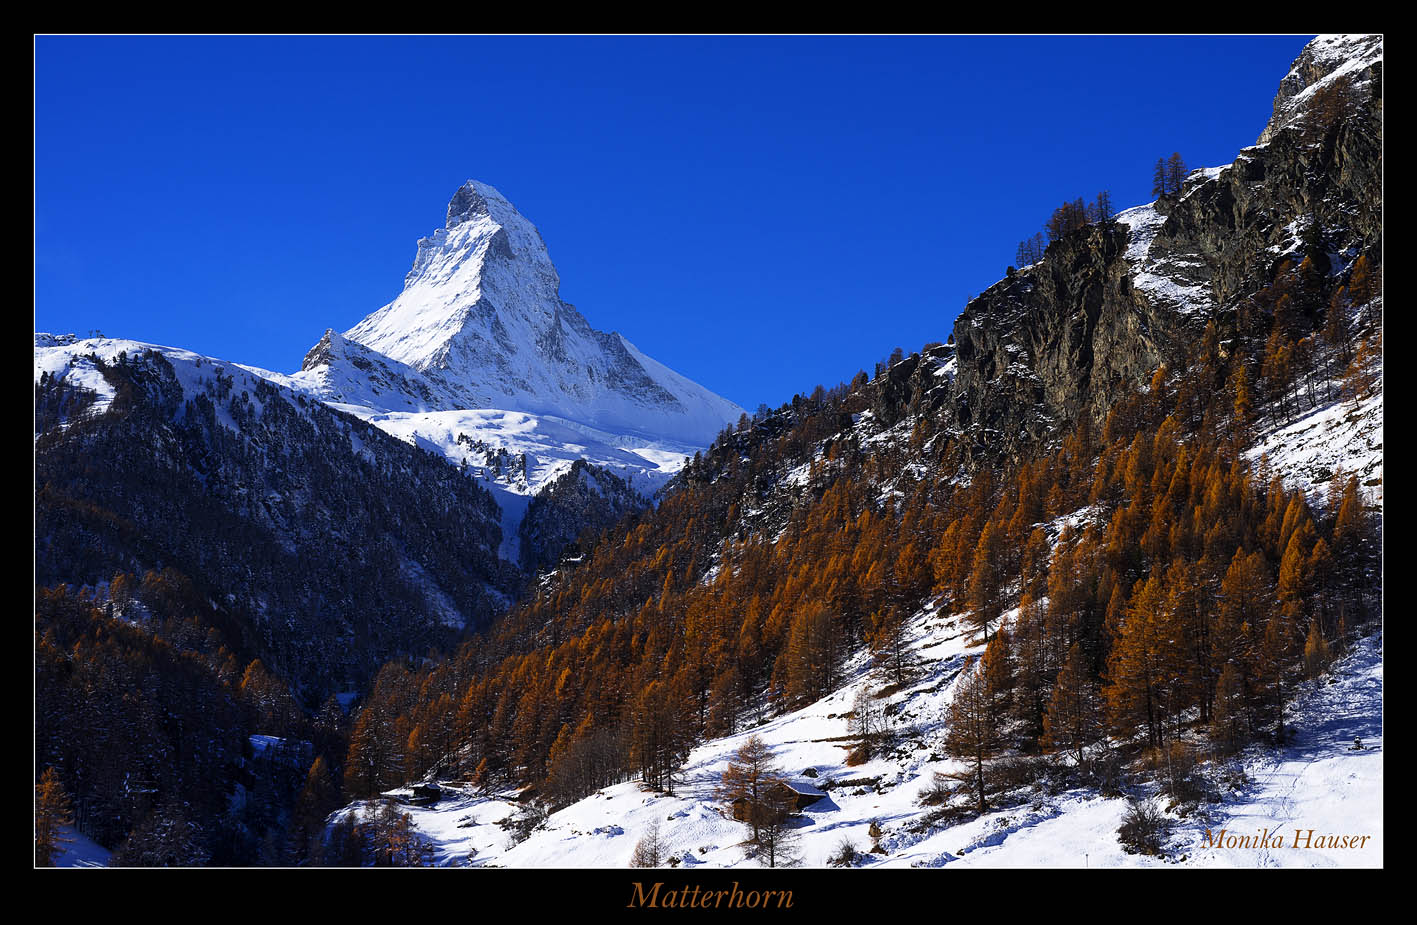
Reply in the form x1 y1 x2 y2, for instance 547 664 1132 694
34 340 525 863
332 34 1381 868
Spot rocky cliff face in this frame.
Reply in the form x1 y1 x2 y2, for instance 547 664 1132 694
944 34 1381 466
950 222 1137 463
1258 34 1382 144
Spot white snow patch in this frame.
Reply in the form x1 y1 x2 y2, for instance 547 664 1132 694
1114 204 1213 316
1247 385 1383 504
52 825 112 868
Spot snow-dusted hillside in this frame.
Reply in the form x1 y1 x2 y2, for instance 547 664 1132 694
52 826 112 869
339 608 1381 869
1246 341 1383 505
36 334 305 434
35 332 516 678
337 407 696 562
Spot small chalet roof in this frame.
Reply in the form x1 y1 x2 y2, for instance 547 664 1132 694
781 779 826 797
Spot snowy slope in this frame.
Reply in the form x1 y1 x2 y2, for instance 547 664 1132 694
331 406 699 561
36 334 295 434
35 331 539 741
1246 363 1383 504
340 604 1381 869
883 634 1381 869
52 825 113 869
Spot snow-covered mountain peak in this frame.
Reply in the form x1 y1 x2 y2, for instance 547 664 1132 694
238 181 747 564
338 180 744 445
403 179 559 294
445 180 524 231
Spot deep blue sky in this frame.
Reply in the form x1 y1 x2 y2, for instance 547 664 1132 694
35 35 1312 412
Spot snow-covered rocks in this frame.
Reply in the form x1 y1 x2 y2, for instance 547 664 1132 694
1258 34 1383 145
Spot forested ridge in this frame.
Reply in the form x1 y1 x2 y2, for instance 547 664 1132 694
34 347 521 864
36 348 518 693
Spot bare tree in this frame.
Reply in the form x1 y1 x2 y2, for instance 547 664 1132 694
629 819 663 868
849 685 889 762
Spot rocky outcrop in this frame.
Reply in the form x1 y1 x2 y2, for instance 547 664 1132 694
1258 34 1382 144
943 34 1381 466
1157 113 1382 303
950 223 1141 463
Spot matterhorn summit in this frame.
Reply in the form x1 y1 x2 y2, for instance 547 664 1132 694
239 180 746 564
338 180 743 445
